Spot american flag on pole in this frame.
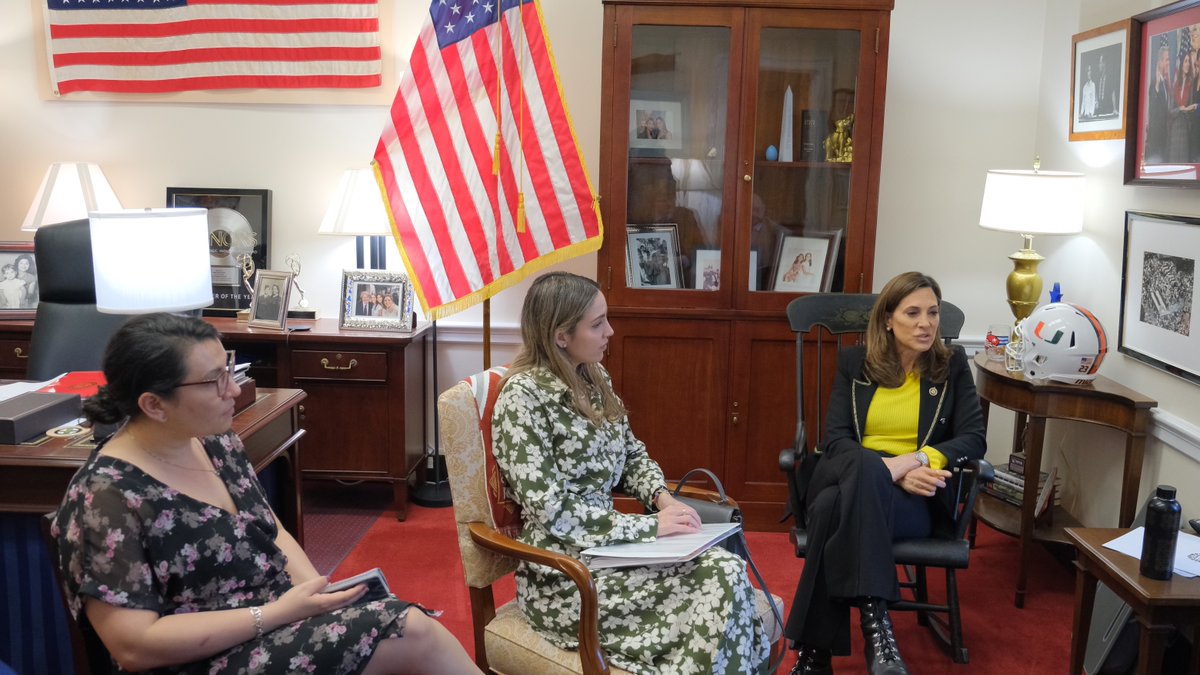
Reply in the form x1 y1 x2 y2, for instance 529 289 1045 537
373 0 602 320
42 0 382 96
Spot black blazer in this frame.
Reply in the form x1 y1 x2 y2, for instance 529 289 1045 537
820 345 987 524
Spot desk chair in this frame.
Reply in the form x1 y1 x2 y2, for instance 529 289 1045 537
440 366 784 674
40 512 114 675
27 219 130 380
777 293 993 664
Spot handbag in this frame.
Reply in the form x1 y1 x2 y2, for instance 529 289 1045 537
671 468 784 670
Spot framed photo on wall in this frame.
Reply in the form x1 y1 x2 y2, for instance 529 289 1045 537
771 231 841 293
0 242 38 320
166 187 271 312
340 269 415 332
1069 19 1131 141
1119 211 1200 385
626 224 683 289
1125 1 1200 186
248 269 292 330
629 96 683 151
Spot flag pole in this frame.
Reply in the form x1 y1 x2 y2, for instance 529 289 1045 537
483 298 492 369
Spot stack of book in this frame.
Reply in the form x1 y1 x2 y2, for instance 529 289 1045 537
233 362 256 414
985 462 1061 511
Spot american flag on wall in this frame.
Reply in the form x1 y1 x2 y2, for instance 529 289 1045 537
373 0 602 320
41 0 382 95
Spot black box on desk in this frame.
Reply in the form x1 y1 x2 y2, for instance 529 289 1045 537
0 392 83 444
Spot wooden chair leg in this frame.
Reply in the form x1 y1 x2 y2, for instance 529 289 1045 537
468 586 497 672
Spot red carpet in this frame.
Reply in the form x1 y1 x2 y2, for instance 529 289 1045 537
302 483 393 575
333 506 1074 674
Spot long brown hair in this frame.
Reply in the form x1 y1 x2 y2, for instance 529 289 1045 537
504 272 625 424
864 271 951 388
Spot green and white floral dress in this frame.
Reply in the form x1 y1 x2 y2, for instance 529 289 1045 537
492 367 770 674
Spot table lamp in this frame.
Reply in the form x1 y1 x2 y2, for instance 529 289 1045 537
90 208 213 313
22 163 122 232
318 168 394 270
978 162 1084 323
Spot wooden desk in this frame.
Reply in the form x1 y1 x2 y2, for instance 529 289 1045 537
1067 528 1200 675
0 387 307 542
0 318 430 520
972 353 1157 608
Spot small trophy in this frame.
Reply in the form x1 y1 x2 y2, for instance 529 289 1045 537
285 254 316 319
235 254 255 322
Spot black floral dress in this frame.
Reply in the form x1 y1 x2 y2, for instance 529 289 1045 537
52 431 415 674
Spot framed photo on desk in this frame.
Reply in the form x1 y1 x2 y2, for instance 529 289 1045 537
0 242 38 320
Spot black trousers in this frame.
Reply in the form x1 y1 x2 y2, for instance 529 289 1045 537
783 448 934 655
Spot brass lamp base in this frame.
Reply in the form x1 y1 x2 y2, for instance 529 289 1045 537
1006 235 1044 324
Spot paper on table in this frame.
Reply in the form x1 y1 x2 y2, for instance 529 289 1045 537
1102 527 1199 578
0 375 66 403
581 522 741 570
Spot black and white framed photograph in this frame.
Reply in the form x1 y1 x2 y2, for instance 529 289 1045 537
0 242 38 320
771 230 841 293
1119 210 1200 384
1070 19 1131 141
340 269 415 331
166 187 271 312
249 269 292 330
626 224 683 289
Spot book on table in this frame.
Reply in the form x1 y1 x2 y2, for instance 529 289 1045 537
580 522 741 570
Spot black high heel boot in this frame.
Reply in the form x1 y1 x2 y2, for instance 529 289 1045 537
859 599 908 675
788 645 833 675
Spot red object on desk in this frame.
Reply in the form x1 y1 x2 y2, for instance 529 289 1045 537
38 371 106 398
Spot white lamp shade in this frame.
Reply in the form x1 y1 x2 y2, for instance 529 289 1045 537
318 168 393 236
90 208 213 314
978 169 1085 235
22 163 122 232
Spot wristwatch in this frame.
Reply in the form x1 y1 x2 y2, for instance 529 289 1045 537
914 450 930 467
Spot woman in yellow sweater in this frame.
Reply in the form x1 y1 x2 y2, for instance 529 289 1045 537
785 271 986 675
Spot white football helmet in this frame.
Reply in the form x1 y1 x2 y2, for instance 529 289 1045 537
1005 302 1108 384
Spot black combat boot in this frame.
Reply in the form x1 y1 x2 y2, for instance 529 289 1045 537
859 599 908 675
788 645 833 675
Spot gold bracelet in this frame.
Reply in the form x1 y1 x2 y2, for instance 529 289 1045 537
249 606 264 640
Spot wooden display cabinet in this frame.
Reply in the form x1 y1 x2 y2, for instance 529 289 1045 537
598 0 893 530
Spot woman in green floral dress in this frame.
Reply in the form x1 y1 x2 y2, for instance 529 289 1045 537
493 272 771 674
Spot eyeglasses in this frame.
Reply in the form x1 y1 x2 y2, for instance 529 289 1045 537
177 350 237 397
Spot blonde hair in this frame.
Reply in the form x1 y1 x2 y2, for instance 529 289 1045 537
505 272 625 424
864 271 951 388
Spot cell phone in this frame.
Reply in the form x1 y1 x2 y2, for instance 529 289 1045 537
323 567 391 603
287 326 312 332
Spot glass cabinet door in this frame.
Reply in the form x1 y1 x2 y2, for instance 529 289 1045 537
617 9 738 305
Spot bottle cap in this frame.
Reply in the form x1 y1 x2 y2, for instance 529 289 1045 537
1157 485 1176 499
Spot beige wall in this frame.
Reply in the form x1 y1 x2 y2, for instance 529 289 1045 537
2 1 1197 524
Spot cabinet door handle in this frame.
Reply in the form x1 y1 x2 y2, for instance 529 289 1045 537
742 174 752 182
320 357 358 371
731 412 740 426
14 347 28 359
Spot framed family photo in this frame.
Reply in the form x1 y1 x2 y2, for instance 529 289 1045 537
629 96 683 151
167 187 271 311
0 242 39 320
340 269 415 331
1125 0 1200 186
693 249 721 290
248 269 292 330
626 224 683 289
771 231 841 293
1119 211 1200 385
1070 19 1131 141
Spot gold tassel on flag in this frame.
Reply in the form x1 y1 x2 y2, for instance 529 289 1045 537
517 193 526 233
493 134 501 175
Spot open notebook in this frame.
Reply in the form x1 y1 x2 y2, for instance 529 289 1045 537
580 522 741 569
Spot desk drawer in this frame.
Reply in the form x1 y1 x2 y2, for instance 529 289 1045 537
291 350 387 383
0 339 31 376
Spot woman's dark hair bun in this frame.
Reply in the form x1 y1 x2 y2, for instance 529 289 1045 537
82 385 127 426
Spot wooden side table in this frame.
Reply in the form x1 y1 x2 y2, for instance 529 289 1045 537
1067 527 1200 675
972 353 1157 608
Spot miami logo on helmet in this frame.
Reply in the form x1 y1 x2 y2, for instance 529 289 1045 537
1031 321 1064 344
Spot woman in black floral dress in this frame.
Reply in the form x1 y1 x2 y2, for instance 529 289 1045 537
52 313 480 675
